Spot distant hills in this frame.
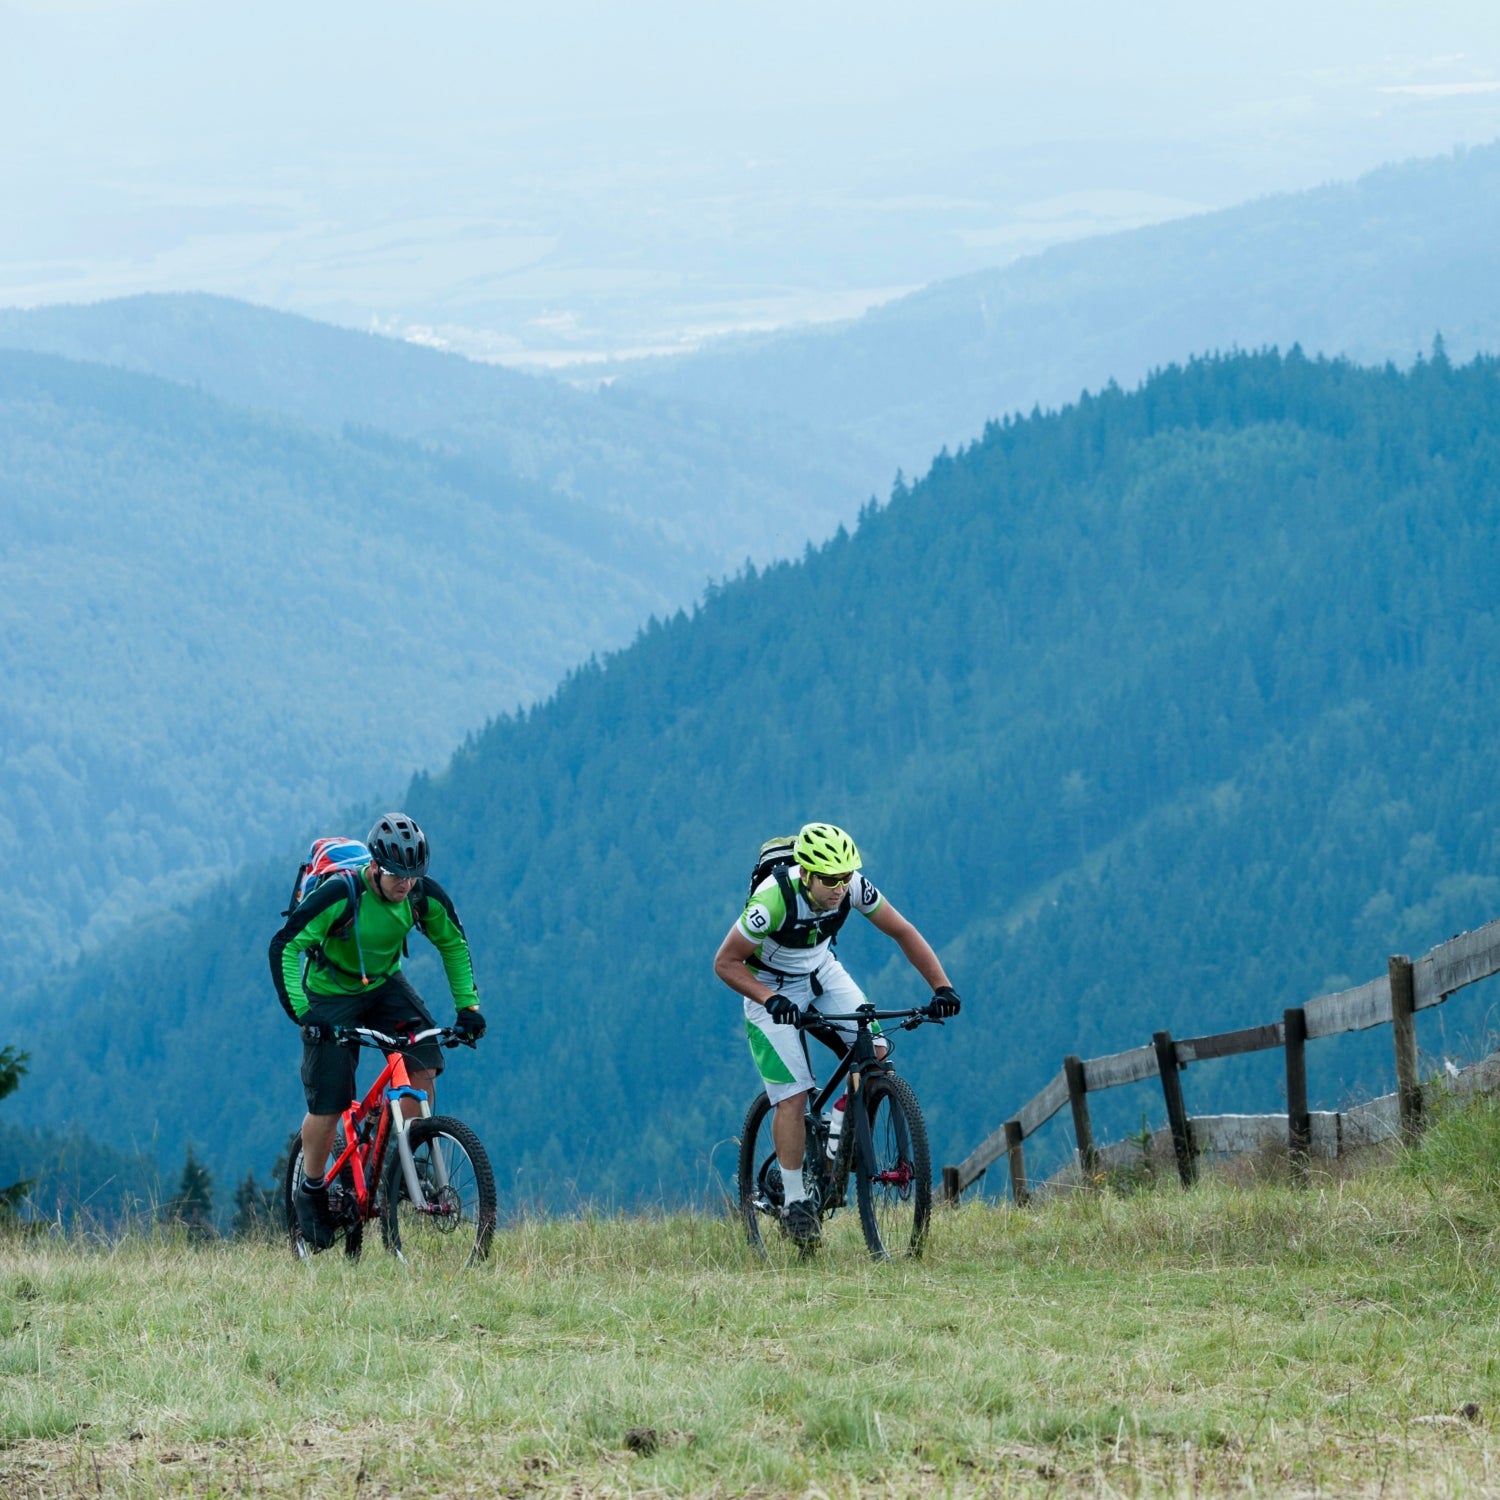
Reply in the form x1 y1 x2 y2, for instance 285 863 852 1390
11 348 1500 1206
611 142 1500 483
0 292 877 574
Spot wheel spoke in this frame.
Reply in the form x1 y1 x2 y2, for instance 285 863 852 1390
381 1116 496 1270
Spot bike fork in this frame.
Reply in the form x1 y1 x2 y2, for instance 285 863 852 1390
847 1069 876 1181
387 1085 437 1205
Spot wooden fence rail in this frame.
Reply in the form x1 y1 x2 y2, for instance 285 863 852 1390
940 915 1500 1205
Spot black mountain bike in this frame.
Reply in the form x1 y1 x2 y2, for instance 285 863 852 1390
738 1002 943 1262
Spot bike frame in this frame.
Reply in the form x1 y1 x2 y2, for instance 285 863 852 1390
322 1026 451 1220
801 1005 934 1185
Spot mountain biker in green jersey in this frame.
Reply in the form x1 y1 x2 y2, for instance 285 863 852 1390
269 812 485 1251
713 821 960 1246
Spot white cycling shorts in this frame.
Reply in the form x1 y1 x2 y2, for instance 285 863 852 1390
743 960 876 1105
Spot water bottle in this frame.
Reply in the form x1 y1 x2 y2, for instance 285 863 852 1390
825 1094 847 1159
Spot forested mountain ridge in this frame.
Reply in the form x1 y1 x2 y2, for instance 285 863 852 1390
7 135 1498 1001
612 142 1500 485
10 348 1500 1206
0 347 686 986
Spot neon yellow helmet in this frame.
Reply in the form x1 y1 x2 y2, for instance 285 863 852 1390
794 822 862 875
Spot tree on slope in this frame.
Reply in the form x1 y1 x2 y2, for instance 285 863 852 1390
0 1047 31 1215
166 1144 216 1240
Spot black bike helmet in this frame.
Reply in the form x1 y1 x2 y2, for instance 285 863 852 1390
367 812 429 879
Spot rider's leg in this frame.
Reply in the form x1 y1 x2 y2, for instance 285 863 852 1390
372 974 445 1119
807 964 884 1158
301 1112 340 1174
773 1090 809 1170
810 961 889 1062
300 1002 358 1179
744 987 817 1204
297 1017 357 1250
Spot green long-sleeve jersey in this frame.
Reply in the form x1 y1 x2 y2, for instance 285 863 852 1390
269 866 479 1021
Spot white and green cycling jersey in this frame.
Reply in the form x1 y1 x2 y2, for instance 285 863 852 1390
735 866 883 978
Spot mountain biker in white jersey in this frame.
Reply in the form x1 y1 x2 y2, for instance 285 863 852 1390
713 822 960 1246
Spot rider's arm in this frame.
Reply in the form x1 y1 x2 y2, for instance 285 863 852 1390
867 901 951 991
268 883 350 1022
713 926 778 1006
714 879 790 1008
414 878 480 1012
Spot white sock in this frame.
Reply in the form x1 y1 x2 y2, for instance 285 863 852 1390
782 1166 806 1203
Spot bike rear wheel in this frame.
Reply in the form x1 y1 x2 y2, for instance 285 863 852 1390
738 1092 862 1265
380 1115 496 1270
283 1128 365 1261
738 1092 786 1261
853 1072 932 1259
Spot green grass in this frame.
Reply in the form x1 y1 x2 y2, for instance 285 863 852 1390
4 1107 1500 1497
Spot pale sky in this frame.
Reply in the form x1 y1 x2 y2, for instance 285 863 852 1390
4 1 1500 360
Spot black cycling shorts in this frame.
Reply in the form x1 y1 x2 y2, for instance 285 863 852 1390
300 971 444 1115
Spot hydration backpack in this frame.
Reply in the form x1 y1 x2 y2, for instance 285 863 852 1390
282 836 433 991
282 836 372 982
747 836 798 898
746 835 851 950
284 837 369 932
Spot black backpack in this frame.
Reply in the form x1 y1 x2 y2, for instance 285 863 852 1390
746 836 851 950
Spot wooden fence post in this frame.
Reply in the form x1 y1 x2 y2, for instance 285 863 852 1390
1284 1006 1309 1179
1063 1054 1097 1181
1389 954 1422 1144
1153 1031 1197 1188
1005 1120 1029 1206
940 1166 961 1204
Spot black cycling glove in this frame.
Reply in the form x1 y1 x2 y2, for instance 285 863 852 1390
455 1007 487 1040
300 1022 334 1044
928 985 962 1019
765 994 801 1027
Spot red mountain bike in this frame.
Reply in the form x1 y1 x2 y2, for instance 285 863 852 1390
283 1025 496 1269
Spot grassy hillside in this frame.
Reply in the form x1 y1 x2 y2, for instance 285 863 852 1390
613 142 1500 483
4 1096 1500 1497
8 348 1500 1207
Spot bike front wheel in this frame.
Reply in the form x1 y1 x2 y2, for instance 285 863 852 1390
853 1072 932 1259
380 1115 496 1270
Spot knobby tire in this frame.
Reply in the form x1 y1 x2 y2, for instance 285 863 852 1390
737 1091 778 1259
380 1114 497 1269
853 1072 931 1259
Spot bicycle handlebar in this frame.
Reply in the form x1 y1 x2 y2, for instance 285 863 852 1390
333 1024 479 1051
797 1004 947 1032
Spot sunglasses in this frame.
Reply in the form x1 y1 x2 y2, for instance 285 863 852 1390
378 867 417 885
813 871 854 888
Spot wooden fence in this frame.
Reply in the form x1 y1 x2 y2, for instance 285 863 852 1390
941 915 1500 1204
